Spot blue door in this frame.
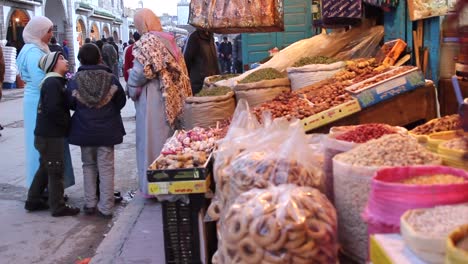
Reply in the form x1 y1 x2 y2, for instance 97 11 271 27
241 0 313 69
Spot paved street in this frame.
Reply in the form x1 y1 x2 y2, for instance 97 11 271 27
0 83 139 264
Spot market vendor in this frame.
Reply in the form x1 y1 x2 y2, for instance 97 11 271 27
183 28 220 94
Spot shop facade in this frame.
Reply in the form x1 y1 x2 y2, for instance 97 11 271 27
1 0 129 73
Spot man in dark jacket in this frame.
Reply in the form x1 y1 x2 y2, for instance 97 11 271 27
218 36 232 73
183 29 220 94
66 43 126 218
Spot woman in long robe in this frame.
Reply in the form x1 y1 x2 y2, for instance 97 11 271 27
17 16 75 188
126 9 192 196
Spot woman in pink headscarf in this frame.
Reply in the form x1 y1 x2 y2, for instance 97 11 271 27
126 8 192 196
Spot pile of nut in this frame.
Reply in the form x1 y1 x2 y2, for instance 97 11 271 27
406 204 468 237
214 185 338 264
400 174 466 185
411 114 461 135
153 152 208 169
334 134 442 167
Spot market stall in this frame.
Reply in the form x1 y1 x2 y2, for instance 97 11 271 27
145 1 468 264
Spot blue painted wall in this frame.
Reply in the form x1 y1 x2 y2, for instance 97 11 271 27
384 1 440 84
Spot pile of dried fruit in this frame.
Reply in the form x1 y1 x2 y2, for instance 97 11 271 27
252 58 384 122
400 174 466 185
334 123 397 143
292 56 339 67
195 86 232 97
238 68 286 84
411 114 461 135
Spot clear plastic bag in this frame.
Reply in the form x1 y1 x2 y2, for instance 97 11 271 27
207 100 263 222
218 185 338 264
224 119 325 204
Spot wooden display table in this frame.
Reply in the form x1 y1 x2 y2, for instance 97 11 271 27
438 78 468 116
312 82 437 133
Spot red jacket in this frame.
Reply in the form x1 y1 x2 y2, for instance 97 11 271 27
123 44 135 82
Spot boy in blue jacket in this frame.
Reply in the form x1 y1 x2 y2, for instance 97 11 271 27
25 51 80 217
67 43 126 218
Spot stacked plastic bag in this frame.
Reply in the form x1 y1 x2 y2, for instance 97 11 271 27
2 45 17 84
208 100 336 263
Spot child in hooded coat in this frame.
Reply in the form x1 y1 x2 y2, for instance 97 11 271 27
66 43 126 218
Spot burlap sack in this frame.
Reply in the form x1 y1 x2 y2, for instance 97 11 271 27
287 61 346 91
234 78 290 107
182 91 236 129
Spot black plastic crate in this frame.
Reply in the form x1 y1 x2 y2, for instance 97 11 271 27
162 195 205 264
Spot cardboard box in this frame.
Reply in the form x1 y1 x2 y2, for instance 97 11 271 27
370 234 427 264
147 175 211 195
147 153 212 182
301 99 361 132
347 67 426 108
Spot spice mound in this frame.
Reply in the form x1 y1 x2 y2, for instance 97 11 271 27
411 114 461 135
208 74 239 83
335 134 441 167
334 123 397 143
195 86 232 97
293 56 338 67
238 68 286 84
406 204 468 237
400 174 466 185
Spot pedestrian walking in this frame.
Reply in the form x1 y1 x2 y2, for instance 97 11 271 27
62 40 70 60
48 36 64 54
67 43 126 218
24 51 80 216
126 8 191 196
123 32 140 82
218 36 232 73
101 38 119 78
17 16 75 190
0 45 4 137
184 28 220 94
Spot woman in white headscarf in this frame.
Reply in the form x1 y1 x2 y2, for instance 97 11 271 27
17 16 75 192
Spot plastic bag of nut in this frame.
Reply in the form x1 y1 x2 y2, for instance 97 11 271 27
213 184 338 264
332 134 442 262
324 124 407 203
